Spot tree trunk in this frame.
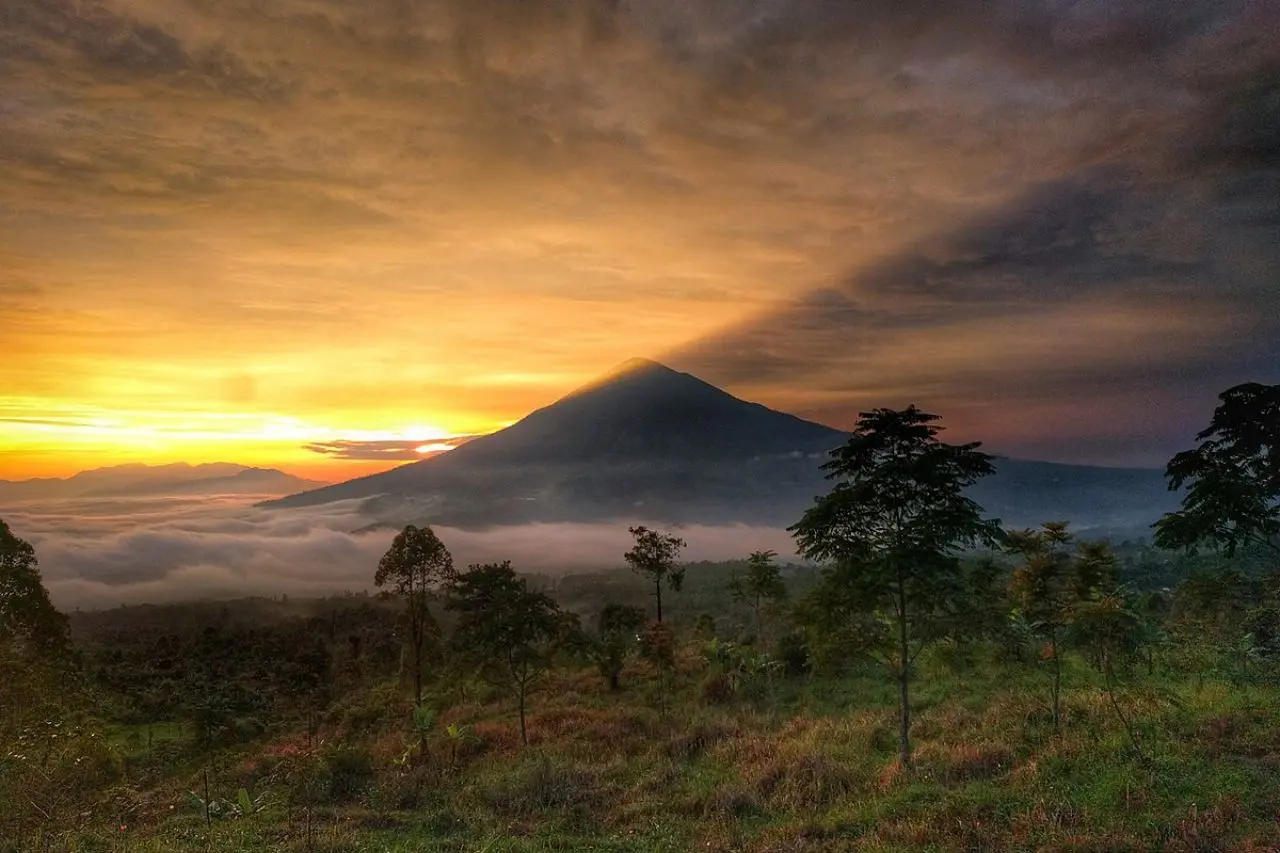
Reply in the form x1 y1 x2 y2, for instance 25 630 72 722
655 580 663 623
1051 632 1062 732
412 634 423 707
896 584 911 770
897 657 910 769
609 670 620 691
1104 662 1145 761
518 687 528 746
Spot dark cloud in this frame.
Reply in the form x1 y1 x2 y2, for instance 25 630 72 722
2 0 1278 470
0 0 288 96
671 160 1280 465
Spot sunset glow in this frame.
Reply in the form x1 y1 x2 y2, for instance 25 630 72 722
1 0 1277 481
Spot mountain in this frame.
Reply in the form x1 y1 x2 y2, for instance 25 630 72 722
0 462 326 503
265 358 1179 533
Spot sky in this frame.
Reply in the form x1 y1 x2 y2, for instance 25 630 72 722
2 0 1278 481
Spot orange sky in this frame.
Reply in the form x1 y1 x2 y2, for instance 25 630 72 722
2 0 1277 481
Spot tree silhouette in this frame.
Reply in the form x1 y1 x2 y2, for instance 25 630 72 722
446 562 564 746
624 526 686 623
374 525 455 708
592 603 647 691
1007 522 1074 731
790 406 1001 770
1155 382 1280 556
727 550 788 639
0 519 68 655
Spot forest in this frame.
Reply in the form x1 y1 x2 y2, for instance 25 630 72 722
2 383 1278 853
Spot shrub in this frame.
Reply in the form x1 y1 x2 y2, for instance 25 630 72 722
323 745 375 802
701 673 734 705
776 631 811 677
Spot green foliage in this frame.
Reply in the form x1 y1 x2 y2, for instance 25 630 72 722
774 630 811 677
446 561 565 745
698 638 781 703
1007 522 1078 729
374 525 455 705
789 405 1001 766
727 550 788 639
186 787 269 820
624 526 687 623
0 518 69 654
1155 381 1280 556
590 603 647 691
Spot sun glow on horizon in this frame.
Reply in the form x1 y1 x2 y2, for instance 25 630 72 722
0 404 493 480
414 442 459 454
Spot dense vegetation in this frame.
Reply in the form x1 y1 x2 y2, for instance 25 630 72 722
2 385 1278 852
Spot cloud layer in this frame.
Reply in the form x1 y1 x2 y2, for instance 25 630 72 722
4 496 794 609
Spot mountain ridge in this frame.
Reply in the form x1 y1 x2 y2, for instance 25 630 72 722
262 358 1177 533
0 462 326 502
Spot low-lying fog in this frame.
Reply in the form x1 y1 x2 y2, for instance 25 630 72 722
3 497 796 610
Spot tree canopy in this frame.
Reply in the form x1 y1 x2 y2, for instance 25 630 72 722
790 406 1001 768
446 561 565 745
624 526 687 623
374 525 455 706
1154 382 1280 556
0 519 68 655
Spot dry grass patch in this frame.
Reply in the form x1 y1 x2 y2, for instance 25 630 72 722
910 740 1016 785
753 752 857 812
1034 835 1149 853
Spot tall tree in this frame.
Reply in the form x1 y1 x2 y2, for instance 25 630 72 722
0 519 69 654
624 526 686 623
1155 382 1280 556
727 550 788 639
446 562 564 746
374 525 455 706
790 406 1001 769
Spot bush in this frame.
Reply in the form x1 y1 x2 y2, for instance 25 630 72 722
776 631 811 677
701 673 734 705
323 745 375 802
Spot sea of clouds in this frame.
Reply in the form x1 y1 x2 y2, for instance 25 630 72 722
2 497 795 610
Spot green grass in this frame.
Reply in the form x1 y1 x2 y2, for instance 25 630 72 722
6 650 1280 853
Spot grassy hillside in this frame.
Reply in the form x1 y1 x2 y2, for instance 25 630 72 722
5 554 1279 853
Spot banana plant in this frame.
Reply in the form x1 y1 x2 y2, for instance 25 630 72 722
186 787 268 820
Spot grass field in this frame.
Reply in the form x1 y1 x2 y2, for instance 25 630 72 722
15 642 1278 853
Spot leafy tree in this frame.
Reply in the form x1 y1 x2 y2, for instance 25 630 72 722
591 603 647 691
1170 567 1274 685
624 526 686 623
0 519 69 654
1073 540 1120 601
790 406 1001 769
1006 522 1075 730
446 562 564 746
374 525 455 706
1155 382 1280 556
1067 592 1148 758
728 550 788 639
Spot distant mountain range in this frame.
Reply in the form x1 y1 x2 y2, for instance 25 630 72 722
0 462 326 503
264 358 1179 535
